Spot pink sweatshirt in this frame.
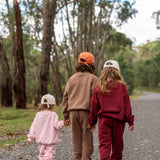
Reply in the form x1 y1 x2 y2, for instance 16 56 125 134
27 110 64 144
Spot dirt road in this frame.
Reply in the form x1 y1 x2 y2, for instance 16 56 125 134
123 91 160 160
0 91 160 160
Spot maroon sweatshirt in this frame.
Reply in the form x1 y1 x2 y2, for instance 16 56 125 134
88 81 134 126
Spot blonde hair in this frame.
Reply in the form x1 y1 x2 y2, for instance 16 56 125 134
39 104 55 111
98 67 125 94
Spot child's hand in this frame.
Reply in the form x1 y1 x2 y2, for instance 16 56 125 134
64 119 71 126
87 124 96 133
128 125 134 131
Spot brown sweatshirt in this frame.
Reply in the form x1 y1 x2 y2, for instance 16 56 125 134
62 72 98 120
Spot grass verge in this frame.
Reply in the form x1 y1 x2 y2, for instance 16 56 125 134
130 90 144 100
0 105 63 147
135 87 160 93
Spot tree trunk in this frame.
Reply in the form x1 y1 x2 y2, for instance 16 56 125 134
14 0 26 109
50 59 63 105
38 0 57 101
0 41 13 107
50 31 63 105
6 0 17 101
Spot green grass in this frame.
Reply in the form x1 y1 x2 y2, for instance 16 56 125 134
130 90 144 100
135 87 160 93
0 135 27 147
0 105 63 147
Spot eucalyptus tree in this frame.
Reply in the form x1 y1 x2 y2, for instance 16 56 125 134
38 0 56 99
0 0 14 107
20 0 73 105
0 39 13 107
153 9 160 29
2 0 17 101
39 0 77 104
0 0 138 106
14 0 26 109
26 0 64 105
0 0 26 108
57 0 137 75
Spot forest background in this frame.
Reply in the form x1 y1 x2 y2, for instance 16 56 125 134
0 0 160 109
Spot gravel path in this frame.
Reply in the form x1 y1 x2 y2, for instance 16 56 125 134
0 91 160 160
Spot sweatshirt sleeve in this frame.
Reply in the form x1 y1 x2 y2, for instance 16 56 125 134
27 114 37 142
54 113 64 130
88 87 100 126
62 81 70 120
123 85 134 126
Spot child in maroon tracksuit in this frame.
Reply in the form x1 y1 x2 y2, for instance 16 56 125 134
88 60 134 160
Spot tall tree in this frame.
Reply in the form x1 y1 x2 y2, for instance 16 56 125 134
153 9 160 29
14 0 26 109
0 40 13 107
39 0 57 100
5 0 17 101
50 31 63 105
58 0 137 75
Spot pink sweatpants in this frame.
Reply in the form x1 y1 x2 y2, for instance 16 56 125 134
38 144 56 160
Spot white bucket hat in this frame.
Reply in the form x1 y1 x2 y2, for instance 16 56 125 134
41 94 56 108
103 60 120 71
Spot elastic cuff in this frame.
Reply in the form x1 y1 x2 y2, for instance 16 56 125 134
28 138 32 142
128 122 134 126
61 120 65 127
64 115 69 121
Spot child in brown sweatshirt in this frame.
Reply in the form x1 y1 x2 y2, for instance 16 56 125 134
62 52 98 160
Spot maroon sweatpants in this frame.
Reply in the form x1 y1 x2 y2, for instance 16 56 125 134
98 116 125 160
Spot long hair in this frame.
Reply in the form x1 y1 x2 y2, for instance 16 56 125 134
98 67 125 94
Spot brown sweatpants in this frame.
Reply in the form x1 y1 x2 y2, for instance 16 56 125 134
71 110 93 160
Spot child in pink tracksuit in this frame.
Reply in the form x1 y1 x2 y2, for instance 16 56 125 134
88 60 134 160
27 94 64 160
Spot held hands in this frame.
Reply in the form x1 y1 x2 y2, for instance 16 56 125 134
128 125 134 131
64 119 71 126
87 124 96 133
27 139 31 144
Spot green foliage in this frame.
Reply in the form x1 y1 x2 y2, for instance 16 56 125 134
133 40 160 88
2 33 41 104
115 1 138 26
105 31 132 57
115 51 134 95
134 58 160 87
153 10 160 29
24 35 40 103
